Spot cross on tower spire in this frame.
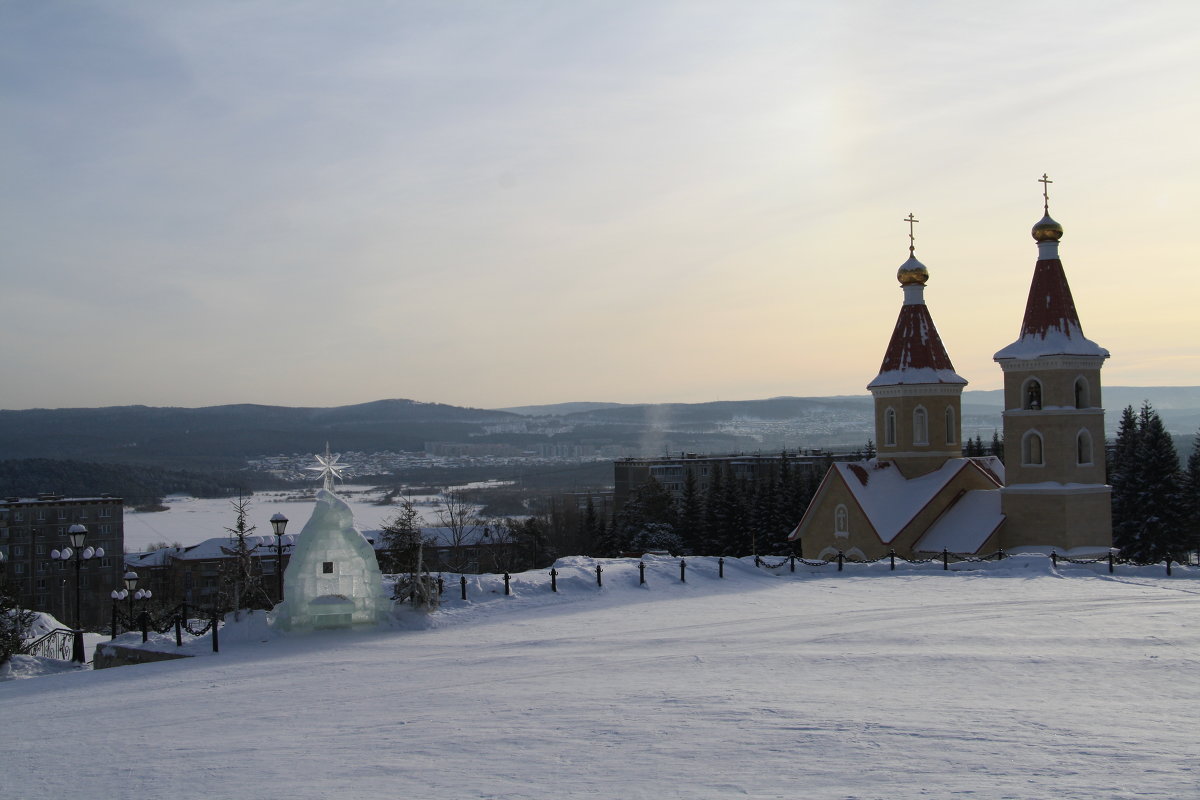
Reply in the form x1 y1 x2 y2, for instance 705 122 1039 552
1039 173 1053 213
903 213 919 255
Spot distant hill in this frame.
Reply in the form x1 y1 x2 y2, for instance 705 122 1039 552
1 388 1196 472
0 399 519 468
499 401 632 416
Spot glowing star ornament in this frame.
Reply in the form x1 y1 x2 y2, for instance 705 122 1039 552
307 443 345 491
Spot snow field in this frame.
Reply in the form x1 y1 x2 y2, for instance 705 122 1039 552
2 556 1198 799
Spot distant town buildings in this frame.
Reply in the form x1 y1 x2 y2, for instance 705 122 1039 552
614 451 856 512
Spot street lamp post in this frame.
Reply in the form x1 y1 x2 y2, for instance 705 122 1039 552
270 513 288 604
51 524 104 663
111 570 152 641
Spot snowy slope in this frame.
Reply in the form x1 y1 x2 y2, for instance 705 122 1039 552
1 556 1198 799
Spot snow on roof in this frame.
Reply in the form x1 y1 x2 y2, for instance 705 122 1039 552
994 257 1108 360
868 302 966 388
913 490 1004 554
835 457 1004 545
837 458 969 543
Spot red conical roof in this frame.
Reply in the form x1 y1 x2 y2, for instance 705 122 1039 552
868 257 966 389
994 236 1108 360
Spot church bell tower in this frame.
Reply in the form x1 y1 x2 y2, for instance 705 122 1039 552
993 176 1112 551
868 215 967 478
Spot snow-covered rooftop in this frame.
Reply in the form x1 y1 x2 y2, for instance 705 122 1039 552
994 257 1108 360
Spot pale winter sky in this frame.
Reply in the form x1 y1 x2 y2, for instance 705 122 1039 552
2 1 1198 411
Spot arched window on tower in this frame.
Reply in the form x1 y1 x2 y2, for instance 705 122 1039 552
1077 430 1093 465
1074 377 1090 409
913 406 929 445
1023 378 1042 410
1022 430 1044 466
834 504 849 538
884 408 897 447
944 406 957 445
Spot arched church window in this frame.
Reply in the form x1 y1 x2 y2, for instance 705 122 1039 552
1077 430 1093 465
1074 377 1090 409
834 504 849 538
913 407 928 445
1023 378 1042 411
944 406 957 445
1022 431 1044 466
884 408 897 447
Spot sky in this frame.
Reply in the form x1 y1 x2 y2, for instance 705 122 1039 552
2 1 1198 411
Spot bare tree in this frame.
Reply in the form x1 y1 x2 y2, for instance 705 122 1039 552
437 490 484 573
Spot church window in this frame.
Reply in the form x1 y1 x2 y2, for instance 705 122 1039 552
1074 377 1090 409
1022 431 1044 466
884 408 897 447
944 406 957 445
913 407 929 445
834 505 849 538
1023 378 1042 410
1076 430 1093 465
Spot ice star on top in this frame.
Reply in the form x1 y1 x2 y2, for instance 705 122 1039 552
308 443 345 491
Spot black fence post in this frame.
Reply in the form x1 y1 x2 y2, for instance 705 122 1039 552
680 559 687 583
889 550 896 571
460 575 468 600
140 610 149 643
718 557 725 578
998 548 1005 561
1051 551 1058 568
754 555 761 568
212 611 219 653
503 572 511 595
550 568 558 592
837 551 844 572
789 554 795 573
175 613 183 647
181 602 189 626
596 564 603 587
638 561 646 585
942 549 949 571
1166 558 1172 577
1108 551 1115 574
437 577 445 596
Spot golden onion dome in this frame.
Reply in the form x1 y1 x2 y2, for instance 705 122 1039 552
897 255 929 285
1032 213 1064 242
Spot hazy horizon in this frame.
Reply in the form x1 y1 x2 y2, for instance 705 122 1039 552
4 2 1198 410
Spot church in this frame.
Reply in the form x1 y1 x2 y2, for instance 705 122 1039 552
790 179 1112 560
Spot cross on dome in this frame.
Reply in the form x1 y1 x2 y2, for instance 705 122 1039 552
904 212 919 255
1039 173 1053 213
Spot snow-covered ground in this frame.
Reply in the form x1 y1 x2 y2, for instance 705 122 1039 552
1 555 1197 799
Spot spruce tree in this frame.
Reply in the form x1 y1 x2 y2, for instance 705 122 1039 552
1112 403 1187 562
1185 431 1200 560
678 470 703 554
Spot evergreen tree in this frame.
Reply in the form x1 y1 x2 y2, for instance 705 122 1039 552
864 439 877 459
379 499 424 574
1110 405 1142 553
220 495 272 614
700 462 725 556
990 430 1004 461
678 470 703 554
1 582 36 667
609 477 678 556
1185 430 1200 560
1112 403 1187 562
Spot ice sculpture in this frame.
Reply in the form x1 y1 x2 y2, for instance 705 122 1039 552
273 488 387 631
